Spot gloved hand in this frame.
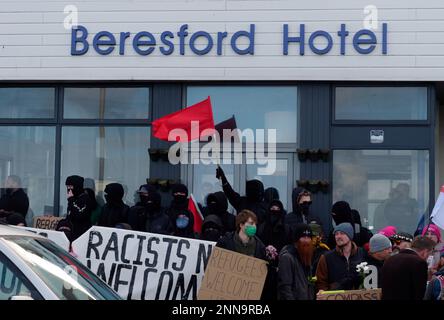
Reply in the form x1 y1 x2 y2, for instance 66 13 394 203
216 166 228 184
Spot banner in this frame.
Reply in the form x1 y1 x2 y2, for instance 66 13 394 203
17 226 70 251
72 226 215 300
197 247 268 300
33 216 63 230
316 289 381 300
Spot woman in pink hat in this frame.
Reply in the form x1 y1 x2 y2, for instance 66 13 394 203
422 224 444 278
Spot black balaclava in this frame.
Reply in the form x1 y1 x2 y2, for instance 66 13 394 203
65 175 85 197
137 184 156 205
331 201 353 225
264 187 280 203
145 191 161 215
245 179 264 202
201 215 223 242
292 187 311 216
268 200 284 225
171 184 189 209
104 183 125 206
291 187 306 214
206 192 228 215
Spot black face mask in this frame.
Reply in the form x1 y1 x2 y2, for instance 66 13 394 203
173 195 188 205
270 214 280 225
299 202 311 215
145 200 158 214
208 202 221 214
139 195 149 205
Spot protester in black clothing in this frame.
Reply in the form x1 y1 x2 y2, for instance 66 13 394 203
257 200 292 300
0 175 29 218
205 191 235 233
284 188 319 228
200 214 224 242
128 185 172 235
257 200 291 253
98 183 129 228
63 175 92 241
216 166 267 224
327 201 355 248
166 183 191 220
173 209 196 239
351 209 373 247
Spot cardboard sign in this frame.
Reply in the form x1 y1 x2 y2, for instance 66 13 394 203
33 216 63 230
317 288 382 300
197 247 268 300
17 226 70 251
72 226 215 300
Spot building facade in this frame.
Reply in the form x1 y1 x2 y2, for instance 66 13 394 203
1 0 443 235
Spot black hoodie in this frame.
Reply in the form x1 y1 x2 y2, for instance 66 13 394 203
221 179 268 224
98 183 129 228
173 208 196 239
201 214 224 242
205 191 235 233
0 188 29 217
284 187 319 229
128 189 173 235
65 175 92 241
257 200 291 253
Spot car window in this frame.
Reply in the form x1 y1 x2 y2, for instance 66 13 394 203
0 251 43 300
2 237 120 300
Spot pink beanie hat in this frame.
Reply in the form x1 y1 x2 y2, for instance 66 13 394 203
422 224 442 243
378 226 397 238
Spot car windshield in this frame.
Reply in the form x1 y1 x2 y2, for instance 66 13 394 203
1 236 121 300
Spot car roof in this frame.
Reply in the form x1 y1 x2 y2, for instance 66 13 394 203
0 224 46 239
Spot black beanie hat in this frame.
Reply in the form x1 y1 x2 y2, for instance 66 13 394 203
171 183 188 197
104 183 125 202
293 223 313 242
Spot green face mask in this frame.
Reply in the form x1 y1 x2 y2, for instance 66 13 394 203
244 225 257 237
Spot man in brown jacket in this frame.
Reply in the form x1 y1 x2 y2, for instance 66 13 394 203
315 222 365 292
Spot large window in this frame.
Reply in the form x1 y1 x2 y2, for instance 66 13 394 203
332 150 429 234
335 87 428 121
186 86 299 212
0 88 55 119
0 126 55 221
187 86 298 143
60 126 150 211
0 86 151 218
64 87 150 119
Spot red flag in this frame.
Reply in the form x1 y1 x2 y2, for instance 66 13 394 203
152 96 215 142
188 194 204 234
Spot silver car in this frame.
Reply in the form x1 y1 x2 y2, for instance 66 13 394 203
0 224 121 300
